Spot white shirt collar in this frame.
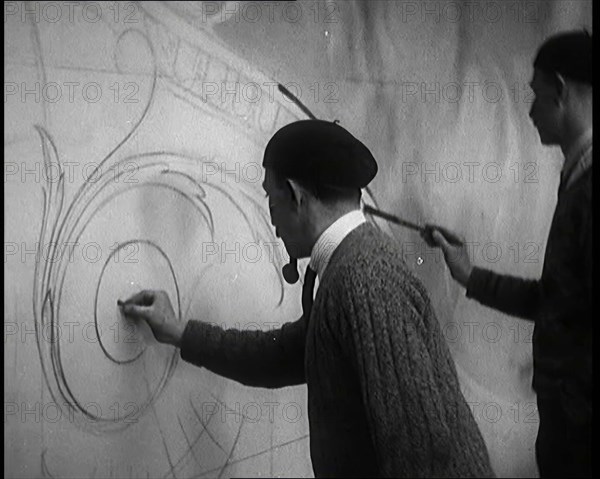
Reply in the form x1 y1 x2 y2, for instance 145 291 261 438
309 209 366 279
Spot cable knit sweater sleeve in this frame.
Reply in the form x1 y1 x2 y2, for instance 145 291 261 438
328 242 493 477
180 315 307 388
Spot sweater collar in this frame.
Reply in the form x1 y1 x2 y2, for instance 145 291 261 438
561 128 592 192
309 209 366 280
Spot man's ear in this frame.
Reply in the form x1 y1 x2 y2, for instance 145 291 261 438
287 179 306 209
553 72 567 104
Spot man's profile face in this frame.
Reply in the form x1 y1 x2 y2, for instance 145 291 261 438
262 168 308 259
528 68 563 145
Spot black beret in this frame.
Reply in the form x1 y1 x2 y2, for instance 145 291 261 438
534 30 592 84
263 120 378 188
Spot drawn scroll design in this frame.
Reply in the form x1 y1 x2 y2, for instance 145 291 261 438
30 4 380 476
32 123 286 436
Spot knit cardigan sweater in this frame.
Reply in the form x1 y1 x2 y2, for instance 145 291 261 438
181 223 495 477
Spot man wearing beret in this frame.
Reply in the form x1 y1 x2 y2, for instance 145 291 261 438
121 119 495 477
425 31 592 478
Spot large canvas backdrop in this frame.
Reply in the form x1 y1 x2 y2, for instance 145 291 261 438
4 1 592 477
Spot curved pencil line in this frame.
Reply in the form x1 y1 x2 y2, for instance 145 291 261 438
195 434 311 478
143 370 178 479
34 127 65 308
53 181 211 337
28 11 48 126
189 398 227 455
168 406 219 479
93 242 148 365
217 416 245 479
47 32 158 273
176 414 202 472
50 239 180 429
40 448 56 479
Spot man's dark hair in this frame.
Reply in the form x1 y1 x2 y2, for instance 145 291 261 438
294 179 361 205
273 169 361 205
533 30 592 85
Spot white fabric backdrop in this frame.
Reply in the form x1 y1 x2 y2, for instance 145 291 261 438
4 1 592 477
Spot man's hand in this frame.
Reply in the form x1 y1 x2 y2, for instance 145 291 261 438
421 225 473 287
118 290 185 347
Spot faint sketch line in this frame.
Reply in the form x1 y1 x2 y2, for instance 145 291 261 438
147 385 178 479
41 448 56 479
177 414 202 470
189 398 227 456
168 405 219 479
217 416 245 479
27 5 48 126
183 265 214 321
194 434 310 478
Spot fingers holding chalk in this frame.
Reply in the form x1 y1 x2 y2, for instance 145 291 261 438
118 290 156 321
